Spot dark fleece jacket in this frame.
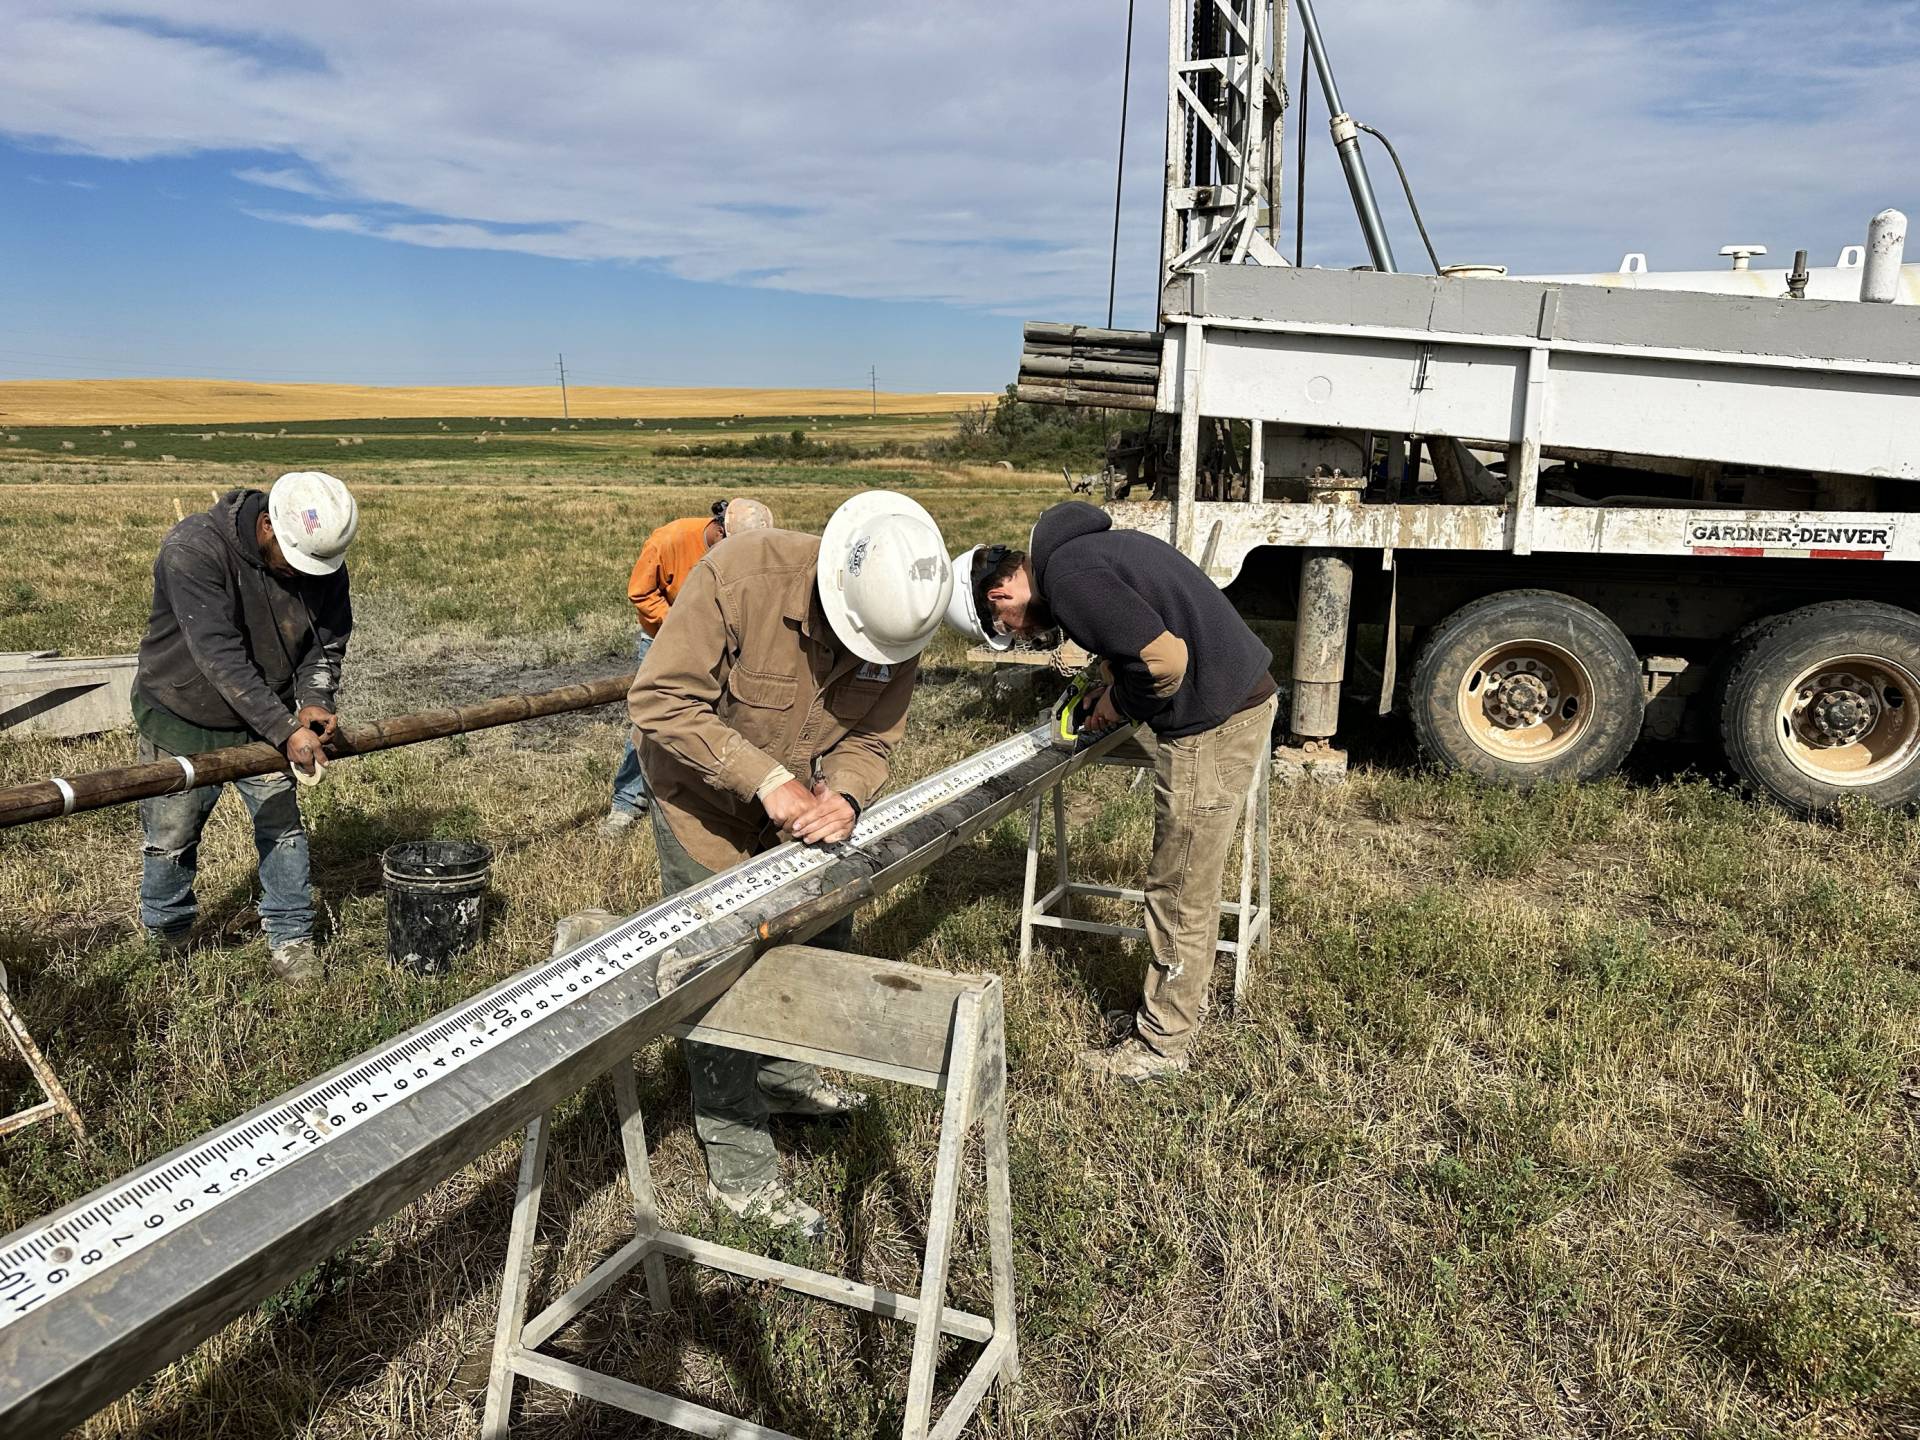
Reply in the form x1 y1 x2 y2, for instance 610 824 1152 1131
1029 501 1272 738
134 488 353 745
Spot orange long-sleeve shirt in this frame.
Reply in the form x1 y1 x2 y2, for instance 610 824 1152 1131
626 515 712 635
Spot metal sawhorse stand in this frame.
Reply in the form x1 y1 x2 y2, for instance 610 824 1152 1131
483 944 1018 1440
1017 730 1272 1004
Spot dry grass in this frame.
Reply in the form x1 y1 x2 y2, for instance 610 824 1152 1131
3 450 1920 1438
0 381 996 427
0 465 1053 656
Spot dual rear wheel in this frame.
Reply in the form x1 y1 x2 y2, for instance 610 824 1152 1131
1408 591 1920 815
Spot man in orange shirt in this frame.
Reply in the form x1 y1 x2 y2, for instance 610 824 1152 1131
606 497 773 831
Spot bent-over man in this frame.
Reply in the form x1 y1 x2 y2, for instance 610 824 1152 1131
947 500 1276 1081
133 472 358 983
628 491 952 1235
606 497 774 831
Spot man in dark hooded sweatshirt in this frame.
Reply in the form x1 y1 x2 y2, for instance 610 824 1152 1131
955 501 1276 1080
133 472 357 982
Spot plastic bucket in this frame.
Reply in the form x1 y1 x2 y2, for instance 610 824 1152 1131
382 840 492 974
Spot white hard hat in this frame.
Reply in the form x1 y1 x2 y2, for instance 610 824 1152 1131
817 491 953 665
944 545 1012 651
722 497 774 534
268 471 359 576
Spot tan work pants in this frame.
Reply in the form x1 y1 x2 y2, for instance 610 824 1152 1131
1136 696 1275 1056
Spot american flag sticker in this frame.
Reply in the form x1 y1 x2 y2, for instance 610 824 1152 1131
302 508 321 534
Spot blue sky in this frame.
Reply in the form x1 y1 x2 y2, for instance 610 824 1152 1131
1 1 1915 392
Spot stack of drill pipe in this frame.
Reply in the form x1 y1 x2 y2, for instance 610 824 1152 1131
1016 322 1162 412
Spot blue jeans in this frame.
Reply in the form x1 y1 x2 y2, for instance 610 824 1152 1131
611 630 654 815
137 735 313 946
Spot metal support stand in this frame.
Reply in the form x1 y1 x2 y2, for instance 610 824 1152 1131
0 965 84 1140
482 945 1017 1440
1016 733 1271 1004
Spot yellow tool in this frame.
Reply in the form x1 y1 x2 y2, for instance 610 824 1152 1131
1051 670 1103 750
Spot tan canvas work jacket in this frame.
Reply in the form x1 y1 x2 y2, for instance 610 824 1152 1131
628 528 918 871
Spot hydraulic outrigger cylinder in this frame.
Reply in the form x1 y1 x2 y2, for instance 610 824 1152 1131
1286 0 1398 745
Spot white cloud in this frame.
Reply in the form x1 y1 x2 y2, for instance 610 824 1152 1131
233 166 329 197
1 1 1915 320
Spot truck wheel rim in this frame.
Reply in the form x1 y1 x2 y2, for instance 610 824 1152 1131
1775 654 1920 786
1456 640 1594 763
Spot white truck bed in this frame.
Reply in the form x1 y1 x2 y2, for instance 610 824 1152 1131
1137 265 1920 581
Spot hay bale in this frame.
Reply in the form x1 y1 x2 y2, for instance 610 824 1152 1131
351 437 364 445
122 440 136 450
161 453 176 462
60 441 75 450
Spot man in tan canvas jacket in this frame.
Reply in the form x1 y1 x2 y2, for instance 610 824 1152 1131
627 492 953 1236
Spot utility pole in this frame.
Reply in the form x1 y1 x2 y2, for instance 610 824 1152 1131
556 353 570 419
869 365 877 418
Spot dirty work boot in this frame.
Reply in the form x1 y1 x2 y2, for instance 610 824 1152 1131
760 1073 869 1118
1105 990 1211 1039
145 927 195 959
599 806 646 837
706 1179 826 1241
1077 1034 1189 1083
268 938 323 984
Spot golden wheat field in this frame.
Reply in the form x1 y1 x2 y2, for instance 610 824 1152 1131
0 380 996 427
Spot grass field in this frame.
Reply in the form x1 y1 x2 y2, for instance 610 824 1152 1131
2 418 1919 1438
0 380 995 427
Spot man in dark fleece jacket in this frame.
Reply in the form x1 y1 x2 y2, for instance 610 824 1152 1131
966 501 1276 1080
133 475 357 982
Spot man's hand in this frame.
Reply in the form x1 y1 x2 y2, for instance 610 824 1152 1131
791 783 856 844
295 704 338 744
761 779 818 834
285 727 328 776
1081 684 1124 735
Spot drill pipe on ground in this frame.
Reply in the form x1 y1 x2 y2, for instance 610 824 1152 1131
0 675 633 830
0 719 1138 1436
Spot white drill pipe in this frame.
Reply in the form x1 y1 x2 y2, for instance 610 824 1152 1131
1862 209 1908 303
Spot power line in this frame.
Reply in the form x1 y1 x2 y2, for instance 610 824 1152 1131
556 352 570 418
1107 0 1136 328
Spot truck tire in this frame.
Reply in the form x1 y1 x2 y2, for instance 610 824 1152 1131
1718 600 1920 816
1409 590 1644 784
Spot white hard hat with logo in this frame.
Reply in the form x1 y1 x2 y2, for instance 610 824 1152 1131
817 491 954 665
944 545 1013 651
268 471 359 576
